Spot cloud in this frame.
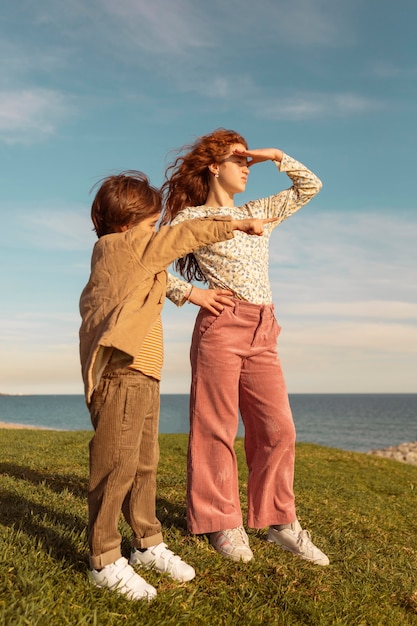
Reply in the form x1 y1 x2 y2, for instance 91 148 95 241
182 74 260 102
372 61 417 79
257 92 385 121
159 208 417 393
0 1 395 124
0 39 69 81
160 318 417 394
90 0 356 106
98 0 352 54
161 342 193 393
242 0 352 47
0 204 95 251
269 210 417 302
26 210 96 251
283 320 417 353
160 313 417 394
99 0 213 56
279 317 417 393
0 312 79 345
282 301 417 322
3 0 348 109
0 89 74 144
1 207 416 394
0 346 82 394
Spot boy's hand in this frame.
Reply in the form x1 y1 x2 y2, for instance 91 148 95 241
188 286 235 315
232 217 279 236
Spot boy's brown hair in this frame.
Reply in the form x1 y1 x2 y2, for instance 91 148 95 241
91 171 161 238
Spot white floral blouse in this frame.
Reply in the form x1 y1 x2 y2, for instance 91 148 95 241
166 153 322 306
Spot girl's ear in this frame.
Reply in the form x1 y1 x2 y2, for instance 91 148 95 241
208 163 219 176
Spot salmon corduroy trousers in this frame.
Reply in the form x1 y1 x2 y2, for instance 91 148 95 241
187 300 297 534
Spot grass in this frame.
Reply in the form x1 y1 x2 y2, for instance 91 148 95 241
1 430 417 625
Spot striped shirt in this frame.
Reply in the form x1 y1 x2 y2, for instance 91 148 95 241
129 315 163 380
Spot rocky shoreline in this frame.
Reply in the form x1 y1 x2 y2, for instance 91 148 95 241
367 441 417 466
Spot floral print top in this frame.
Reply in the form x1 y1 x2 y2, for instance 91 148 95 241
166 153 322 306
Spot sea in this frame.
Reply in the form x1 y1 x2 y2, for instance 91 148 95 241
1 393 416 453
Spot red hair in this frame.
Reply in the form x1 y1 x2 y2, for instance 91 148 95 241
161 128 247 281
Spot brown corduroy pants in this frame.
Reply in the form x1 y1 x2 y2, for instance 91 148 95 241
88 362 163 569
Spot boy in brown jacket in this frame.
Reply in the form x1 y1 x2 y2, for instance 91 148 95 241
79 171 273 601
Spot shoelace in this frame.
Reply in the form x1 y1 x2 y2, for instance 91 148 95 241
224 527 248 545
296 529 313 553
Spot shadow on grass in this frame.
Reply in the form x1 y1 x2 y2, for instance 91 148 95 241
1 462 190 575
156 496 188 531
0 462 188 529
0 488 88 571
0 462 88 498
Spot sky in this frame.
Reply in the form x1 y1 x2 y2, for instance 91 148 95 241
0 0 416 396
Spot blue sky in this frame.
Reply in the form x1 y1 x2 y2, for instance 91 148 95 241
1 0 416 395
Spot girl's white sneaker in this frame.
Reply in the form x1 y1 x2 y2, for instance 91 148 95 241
267 520 329 566
209 526 254 562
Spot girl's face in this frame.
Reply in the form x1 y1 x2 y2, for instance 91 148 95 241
214 143 250 196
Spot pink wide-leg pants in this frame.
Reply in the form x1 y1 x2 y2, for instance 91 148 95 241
187 300 297 534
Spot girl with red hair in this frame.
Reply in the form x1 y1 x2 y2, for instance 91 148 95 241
164 129 329 566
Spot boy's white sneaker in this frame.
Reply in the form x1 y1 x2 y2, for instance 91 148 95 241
130 542 196 582
267 520 329 566
209 526 254 562
89 556 157 601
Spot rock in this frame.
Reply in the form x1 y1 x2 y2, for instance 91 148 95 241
367 442 417 465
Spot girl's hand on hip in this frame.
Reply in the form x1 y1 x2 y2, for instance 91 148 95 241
188 287 235 315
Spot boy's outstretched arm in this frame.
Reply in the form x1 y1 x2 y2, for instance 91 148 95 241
231 216 279 235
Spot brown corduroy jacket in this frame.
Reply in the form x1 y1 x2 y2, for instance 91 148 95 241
79 216 234 404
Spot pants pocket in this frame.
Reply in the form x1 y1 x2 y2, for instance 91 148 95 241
198 307 228 339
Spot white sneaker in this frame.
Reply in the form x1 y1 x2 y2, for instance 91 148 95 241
130 542 195 582
267 520 329 566
209 526 254 562
89 556 157 601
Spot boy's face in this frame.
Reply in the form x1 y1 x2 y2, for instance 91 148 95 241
119 212 160 233
139 213 160 233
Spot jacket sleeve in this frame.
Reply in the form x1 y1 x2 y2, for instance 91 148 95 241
131 216 235 275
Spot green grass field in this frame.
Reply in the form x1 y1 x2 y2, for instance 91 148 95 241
1 429 416 625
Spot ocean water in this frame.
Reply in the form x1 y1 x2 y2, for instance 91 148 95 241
0 393 416 453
